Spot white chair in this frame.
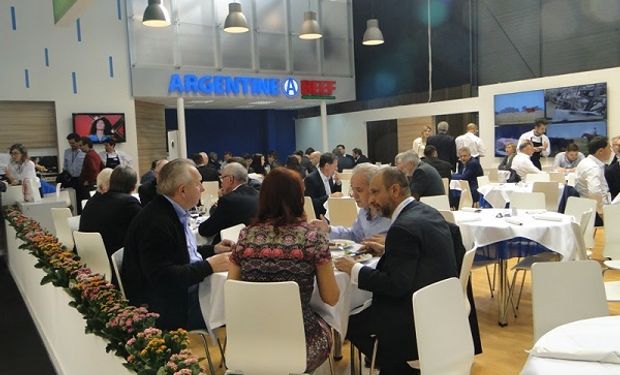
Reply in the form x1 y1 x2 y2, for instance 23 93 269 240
420 195 450 211
224 280 311 375
340 178 351 198
438 210 455 224
601 204 620 301
459 248 477 315
220 223 246 243
457 180 473 209
110 248 125 298
548 172 565 184
476 175 490 187
532 181 561 212
531 261 608 342
304 196 317 221
412 278 474 375
73 231 112 281
1 185 24 205
51 207 74 250
509 191 545 210
525 173 550 182
564 196 597 249
327 197 358 227
442 178 449 196
486 169 499 183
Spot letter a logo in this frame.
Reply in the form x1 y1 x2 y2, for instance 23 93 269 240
282 78 299 98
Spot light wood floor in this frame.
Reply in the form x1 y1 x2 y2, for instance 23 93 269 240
191 228 620 374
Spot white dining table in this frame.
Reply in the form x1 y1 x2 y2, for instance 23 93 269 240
453 208 577 326
520 315 620 375
477 182 563 209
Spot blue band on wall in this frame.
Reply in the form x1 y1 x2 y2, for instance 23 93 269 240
108 56 114 78
72 72 77 94
24 69 30 88
76 18 82 42
11 6 17 30
44 48 49 67
116 0 122 20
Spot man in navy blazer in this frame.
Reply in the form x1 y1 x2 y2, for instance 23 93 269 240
334 168 457 374
451 146 484 206
304 152 342 218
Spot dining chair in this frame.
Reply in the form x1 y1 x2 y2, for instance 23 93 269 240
412 278 474 375
509 192 545 210
459 248 477 315
224 280 328 375
548 172 565 184
438 210 455 223
420 195 450 211
457 180 474 209
340 178 351 197
220 223 246 243
51 207 75 250
564 197 597 249
525 173 550 183
486 169 499 183
532 181 561 212
531 261 608 342
73 231 112 281
304 196 317 221
477 175 490 187
327 197 358 227
442 178 449 196
601 204 620 301
110 248 125 298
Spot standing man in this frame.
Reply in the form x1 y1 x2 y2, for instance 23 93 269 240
575 137 612 214
451 147 484 206
77 137 104 210
122 159 232 330
426 121 457 169
61 133 85 190
395 150 444 200
455 123 486 158
304 152 342 218
352 148 370 165
553 143 585 173
605 136 620 200
518 119 550 170
99 139 132 169
334 167 457 374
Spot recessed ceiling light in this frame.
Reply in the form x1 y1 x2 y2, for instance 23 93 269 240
191 99 214 104
235 105 254 109
248 100 275 105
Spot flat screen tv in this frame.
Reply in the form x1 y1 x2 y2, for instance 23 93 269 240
545 83 607 122
72 113 126 144
494 90 545 126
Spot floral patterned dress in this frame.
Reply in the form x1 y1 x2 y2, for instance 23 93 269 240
230 221 333 372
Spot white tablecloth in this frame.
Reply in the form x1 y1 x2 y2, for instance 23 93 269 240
477 182 564 210
520 316 620 375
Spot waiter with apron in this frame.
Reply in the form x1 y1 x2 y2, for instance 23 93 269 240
100 139 132 169
518 119 550 170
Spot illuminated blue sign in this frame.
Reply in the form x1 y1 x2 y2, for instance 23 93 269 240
168 74 299 98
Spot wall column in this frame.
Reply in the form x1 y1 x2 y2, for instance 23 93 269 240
320 100 328 152
176 97 187 159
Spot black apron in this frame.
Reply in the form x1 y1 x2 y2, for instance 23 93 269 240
105 154 121 168
530 137 543 170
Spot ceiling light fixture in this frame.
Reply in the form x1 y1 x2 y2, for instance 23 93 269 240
224 2 249 33
299 1 321 40
142 0 171 27
248 100 275 105
363 19 384 45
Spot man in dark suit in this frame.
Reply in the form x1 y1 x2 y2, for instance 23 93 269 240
452 146 484 205
423 145 452 179
352 148 370 165
198 162 258 243
306 151 321 175
395 150 445 200
122 159 232 330
426 121 457 169
606 137 620 201
335 168 457 374
190 153 219 182
335 144 356 172
138 159 168 207
304 152 342 218
498 143 516 171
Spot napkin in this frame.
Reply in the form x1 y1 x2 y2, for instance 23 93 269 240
532 214 563 222
525 209 546 215
457 216 481 223
504 217 524 226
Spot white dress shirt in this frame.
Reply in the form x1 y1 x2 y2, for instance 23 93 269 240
319 169 332 195
518 130 550 157
455 132 486 157
511 152 542 178
575 155 611 212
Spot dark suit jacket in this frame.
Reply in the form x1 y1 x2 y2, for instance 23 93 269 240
410 162 445 199
138 179 157 207
354 155 370 165
122 195 215 330
337 154 356 172
498 154 515 171
304 170 341 218
358 200 458 362
198 184 258 243
605 161 620 200
452 158 484 202
197 165 219 182
424 156 452 179
427 133 457 168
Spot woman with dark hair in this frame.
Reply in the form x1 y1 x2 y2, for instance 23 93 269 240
228 167 339 373
5 143 39 187
285 154 305 177
88 116 113 143
249 153 266 175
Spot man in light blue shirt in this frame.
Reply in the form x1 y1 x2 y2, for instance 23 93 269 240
61 133 85 189
310 163 390 243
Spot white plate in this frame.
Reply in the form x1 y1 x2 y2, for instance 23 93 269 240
353 253 373 263
328 239 356 250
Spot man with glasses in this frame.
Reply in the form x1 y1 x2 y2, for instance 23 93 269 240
198 162 258 244
605 136 620 200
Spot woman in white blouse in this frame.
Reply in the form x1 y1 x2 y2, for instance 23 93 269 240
5 144 39 187
412 125 432 158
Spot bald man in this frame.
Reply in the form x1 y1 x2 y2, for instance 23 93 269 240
455 123 486 158
138 159 169 207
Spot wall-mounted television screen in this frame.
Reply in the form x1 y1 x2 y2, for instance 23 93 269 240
73 113 126 144
494 90 545 126
545 83 607 122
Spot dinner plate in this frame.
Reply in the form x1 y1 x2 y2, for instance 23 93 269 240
328 239 356 250
352 253 373 263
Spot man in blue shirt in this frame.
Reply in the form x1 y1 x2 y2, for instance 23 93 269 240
61 133 85 189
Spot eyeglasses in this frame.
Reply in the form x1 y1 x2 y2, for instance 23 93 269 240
10 151 21 155
220 174 232 181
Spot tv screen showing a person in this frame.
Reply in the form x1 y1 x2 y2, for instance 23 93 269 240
73 113 126 144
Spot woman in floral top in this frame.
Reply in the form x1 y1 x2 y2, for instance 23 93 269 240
228 167 340 372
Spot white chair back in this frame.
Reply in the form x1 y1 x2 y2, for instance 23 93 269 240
420 195 450 211
327 197 358 227
220 223 246 242
532 181 561 212
442 178 449 196
457 180 473 209
340 178 351 198
565 197 597 249
51 208 75 250
509 192 545 210
486 169 499 183
531 261 608 342
412 278 474 375
526 173 550 182
459 248 477 315
548 172 565 184
566 173 577 187
571 221 588 261
111 248 125 298
603 204 620 260
225 280 307 375
303 196 316 221
2 185 24 206
476 176 490 187
438 210 455 224
73 231 112 281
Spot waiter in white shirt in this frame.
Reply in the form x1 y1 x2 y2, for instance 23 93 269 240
455 123 486 158
575 136 612 215
518 119 550 170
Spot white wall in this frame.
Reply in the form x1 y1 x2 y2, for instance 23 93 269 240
296 66 620 167
0 0 138 172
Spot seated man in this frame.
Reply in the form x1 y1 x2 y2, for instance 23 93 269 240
309 163 391 243
334 168 457 374
191 152 219 182
605 136 620 200
511 140 542 180
304 152 342 218
451 147 484 204
138 159 168 207
396 150 445 200
575 137 613 214
122 159 232 330
423 145 452 179
198 162 258 243
498 143 516 171
553 143 585 173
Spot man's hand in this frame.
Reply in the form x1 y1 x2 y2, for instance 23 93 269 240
214 239 235 254
308 218 329 233
207 253 230 272
365 234 386 245
334 255 355 275
330 192 343 198
360 241 385 257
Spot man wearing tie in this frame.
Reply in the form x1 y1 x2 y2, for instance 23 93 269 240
304 152 342 218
